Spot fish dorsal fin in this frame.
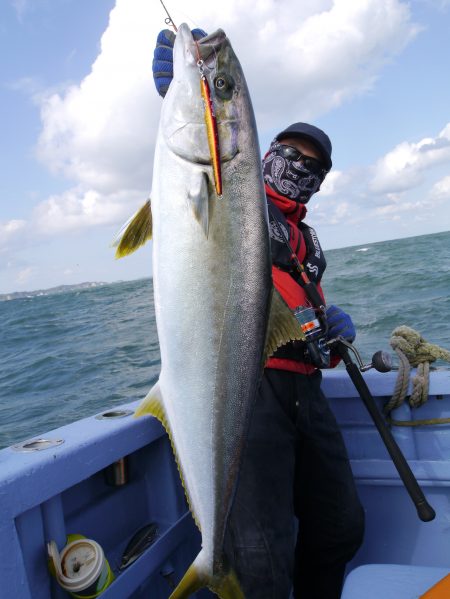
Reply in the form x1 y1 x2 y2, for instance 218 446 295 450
134 382 201 531
187 171 210 237
113 199 152 258
264 287 305 362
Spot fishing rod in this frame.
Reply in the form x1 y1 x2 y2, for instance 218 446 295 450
159 0 177 31
329 337 436 523
268 203 436 522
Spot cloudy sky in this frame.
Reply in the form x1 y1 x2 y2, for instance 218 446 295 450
1 0 449 294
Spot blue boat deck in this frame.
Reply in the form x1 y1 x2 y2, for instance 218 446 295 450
1 368 450 598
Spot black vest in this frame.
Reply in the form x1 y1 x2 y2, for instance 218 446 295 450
267 200 327 284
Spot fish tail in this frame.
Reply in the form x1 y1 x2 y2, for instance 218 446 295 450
169 550 244 599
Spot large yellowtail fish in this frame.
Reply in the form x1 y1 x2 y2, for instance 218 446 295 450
114 24 303 598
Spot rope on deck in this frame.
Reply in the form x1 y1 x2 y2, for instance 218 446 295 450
385 326 450 426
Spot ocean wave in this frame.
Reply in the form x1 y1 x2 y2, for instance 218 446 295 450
1 233 449 448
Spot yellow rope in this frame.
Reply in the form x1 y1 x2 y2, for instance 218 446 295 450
390 326 450 366
385 326 450 425
388 417 450 427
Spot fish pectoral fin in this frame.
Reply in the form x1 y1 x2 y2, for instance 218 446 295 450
187 171 210 237
264 287 305 362
112 199 152 258
169 552 244 599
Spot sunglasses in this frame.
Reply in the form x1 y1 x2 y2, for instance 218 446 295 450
279 144 328 178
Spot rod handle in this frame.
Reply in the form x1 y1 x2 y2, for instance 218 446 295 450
417 500 436 522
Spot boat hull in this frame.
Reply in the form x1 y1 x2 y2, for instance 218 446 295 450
1 368 450 598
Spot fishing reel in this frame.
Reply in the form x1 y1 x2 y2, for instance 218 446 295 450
294 305 331 369
327 337 393 373
294 305 393 373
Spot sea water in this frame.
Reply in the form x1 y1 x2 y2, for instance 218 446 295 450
0 230 449 449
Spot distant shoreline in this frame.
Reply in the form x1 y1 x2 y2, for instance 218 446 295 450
0 281 108 302
2 229 448 301
0 278 153 302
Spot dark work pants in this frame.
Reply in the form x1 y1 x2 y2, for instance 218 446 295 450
226 368 365 599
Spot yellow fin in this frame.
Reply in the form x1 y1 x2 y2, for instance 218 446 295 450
134 382 201 531
169 552 244 599
134 381 166 422
264 287 305 362
169 560 206 599
113 199 152 258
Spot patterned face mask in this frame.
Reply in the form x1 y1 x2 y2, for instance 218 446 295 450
262 140 325 204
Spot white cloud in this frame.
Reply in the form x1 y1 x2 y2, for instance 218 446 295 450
317 170 348 196
0 219 27 247
33 187 143 235
369 122 450 194
309 120 450 234
163 0 420 123
2 0 425 264
234 0 420 125
36 6 159 194
16 266 34 283
431 175 450 199
374 200 417 215
310 198 355 227
33 0 419 233
3 0 436 290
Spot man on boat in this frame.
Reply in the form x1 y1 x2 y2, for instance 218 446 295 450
153 29 365 599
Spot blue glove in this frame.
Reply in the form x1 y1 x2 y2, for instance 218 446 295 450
152 28 208 97
326 305 356 342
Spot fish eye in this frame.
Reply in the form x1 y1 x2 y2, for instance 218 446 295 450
215 77 227 90
213 73 235 100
